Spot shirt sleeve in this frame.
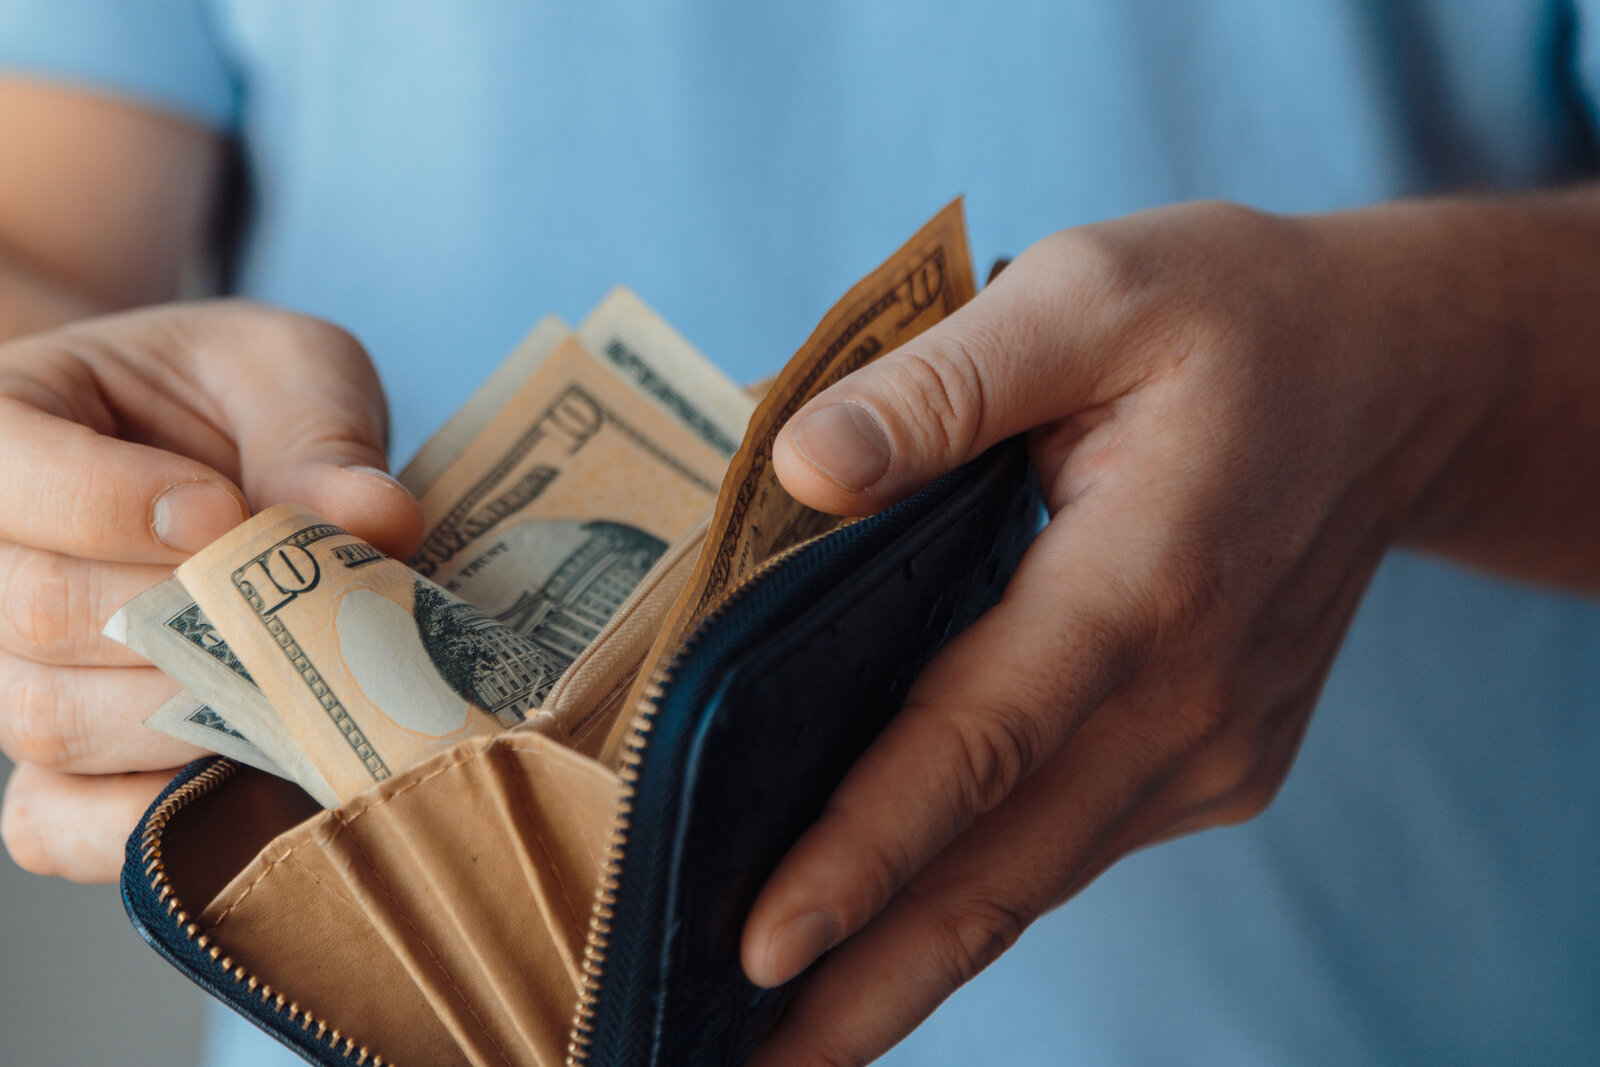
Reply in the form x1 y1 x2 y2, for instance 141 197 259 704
0 0 238 130
1569 1 1600 137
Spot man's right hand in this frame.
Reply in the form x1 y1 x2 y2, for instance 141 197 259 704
0 301 423 883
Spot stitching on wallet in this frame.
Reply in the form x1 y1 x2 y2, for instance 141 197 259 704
330 807 516 1067
498 744 585 941
202 745 493 930
207 850 365 935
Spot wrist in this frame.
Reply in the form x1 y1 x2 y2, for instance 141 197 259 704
1314 187 1600 587
1298 197 1518 557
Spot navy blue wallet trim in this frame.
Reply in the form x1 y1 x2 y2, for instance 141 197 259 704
124 757 349 1061
123 438 1040 1066
586 437 1038 1065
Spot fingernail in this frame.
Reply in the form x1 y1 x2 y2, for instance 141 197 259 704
763 910 839 986
788 403 891 491
151 483 245 553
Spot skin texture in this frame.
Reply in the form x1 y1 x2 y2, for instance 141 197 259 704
0 78 222 323
0 302 426 882
0 80 422 883
740 191 1600 1064
3 77 1600 1064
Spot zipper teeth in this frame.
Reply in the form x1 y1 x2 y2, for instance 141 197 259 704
150 521 847 1067
564 525 845 1066
140 759 391 1067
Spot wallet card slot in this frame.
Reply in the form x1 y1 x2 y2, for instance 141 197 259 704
185 731 623 1066
313 774 528 1066
308 733 620 1066
203 836 459 1062
128 758 431 1065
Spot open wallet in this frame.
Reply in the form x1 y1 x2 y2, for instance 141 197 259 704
120 203 1045 1066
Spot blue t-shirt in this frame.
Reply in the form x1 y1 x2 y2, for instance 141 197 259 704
4 3 1600 1064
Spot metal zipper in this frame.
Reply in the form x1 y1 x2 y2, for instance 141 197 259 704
138 759 392 1066
140 523 848 1067
564 524 847 1065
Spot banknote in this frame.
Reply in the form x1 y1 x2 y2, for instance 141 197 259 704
397 315 572 498
539 515 709 756
398 288 754 499
176 504 565 802
407 337 729 735
145 690 285 778
600 199 975 762
105 576 338 805
123 206 975 800
680 199 973 610
576 287 754 458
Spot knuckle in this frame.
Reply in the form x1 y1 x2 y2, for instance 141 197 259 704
0 547 87 661
1191 737 1259 805
815 799 919 924
1195 772 1278 829
1149 675 1239 769
928 895 1031 989
26 431 141 561
939 699 1049 817
1178 722 1285 829
276 311 369 367
1 780 54 877
852 842 917 928
257 315 387 448
208 300 377 390
0 666 79 770
1035 208 1278 376
877 336 989 459
247 305 375 384
1227 775 1282 822
1038 226 1154 317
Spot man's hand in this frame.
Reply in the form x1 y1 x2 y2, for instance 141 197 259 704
0 301 422 882
736 191 1600 1064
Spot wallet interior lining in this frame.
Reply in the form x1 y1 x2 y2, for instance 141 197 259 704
167 501 847 1065
181 731 621 1067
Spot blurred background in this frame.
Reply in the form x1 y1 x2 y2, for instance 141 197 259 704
0 752 207 1065
3 5 1600 1067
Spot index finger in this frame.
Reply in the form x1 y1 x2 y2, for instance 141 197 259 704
0 396 245 564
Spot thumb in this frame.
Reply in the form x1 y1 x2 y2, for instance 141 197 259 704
773 247 1094 516
173 302 424 558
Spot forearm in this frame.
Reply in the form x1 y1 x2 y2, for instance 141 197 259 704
1312 185 1600 591
0 241 108 342
0 77 226 345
